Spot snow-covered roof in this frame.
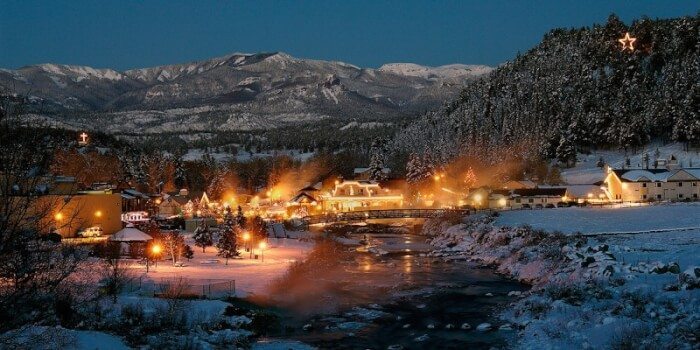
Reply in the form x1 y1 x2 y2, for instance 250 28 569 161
123 189 149 199
612 167 700 182
550 184 604 198
109 227 153 242
617 169 672 182
289 192 318 204
511 188 567 197
684 168 700 179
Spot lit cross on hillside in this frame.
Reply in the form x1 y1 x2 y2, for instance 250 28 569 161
618 32 636 52
79 132 88 144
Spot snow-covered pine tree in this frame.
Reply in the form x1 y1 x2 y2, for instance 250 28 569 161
192 223 213 253
405 152 427 184
216 207 240 265
235 205 246 229
556 135 577 168
182 245 194 261
367 138 388 181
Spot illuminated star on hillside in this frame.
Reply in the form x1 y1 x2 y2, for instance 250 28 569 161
618 32 636 51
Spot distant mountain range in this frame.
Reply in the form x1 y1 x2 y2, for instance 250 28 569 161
0 52 491 135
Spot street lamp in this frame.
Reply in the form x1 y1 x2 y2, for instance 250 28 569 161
259 241 267 262
242 232 251 257
150 243 162 270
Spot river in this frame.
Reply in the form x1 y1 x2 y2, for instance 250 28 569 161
256 226 527 349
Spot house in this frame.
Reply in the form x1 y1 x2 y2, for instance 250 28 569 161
487 189 511 209
320 180 403 212
466 187 491 209
509 188 569 209
603 167 700 202
554 184 609 204
121 189 150 212
286 192 322 217
353 167 391 180
45 190 122 238
157 195 185 217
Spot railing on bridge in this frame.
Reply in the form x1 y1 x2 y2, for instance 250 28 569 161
301 208 470 225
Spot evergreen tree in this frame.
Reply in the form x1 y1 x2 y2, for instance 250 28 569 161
173 151 187 189
235 205 247 229
556 136 577 167
182 245 194 261
405 152 428 184
192 223 213 253
216 207 240 265
248 215 267 242
367 138 387 181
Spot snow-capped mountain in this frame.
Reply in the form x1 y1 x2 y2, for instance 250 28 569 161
0 52 491 134
378 63 492 81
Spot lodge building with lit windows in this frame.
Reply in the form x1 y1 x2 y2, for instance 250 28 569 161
603 167 700 202
319 180 404 212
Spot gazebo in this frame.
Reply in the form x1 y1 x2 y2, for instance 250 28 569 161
109 225 153 256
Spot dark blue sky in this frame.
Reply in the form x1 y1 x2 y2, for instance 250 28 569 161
1 1 697 70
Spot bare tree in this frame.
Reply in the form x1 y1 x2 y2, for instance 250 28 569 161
101 243 134 303
0 93 87 331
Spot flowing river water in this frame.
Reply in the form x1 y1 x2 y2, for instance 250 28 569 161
255 226 528 349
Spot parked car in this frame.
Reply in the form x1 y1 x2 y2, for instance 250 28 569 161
521 204 531 209
545 203 555 208
535 204 544 209
77 226 103 237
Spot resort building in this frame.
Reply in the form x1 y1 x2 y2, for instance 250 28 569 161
509 188 569 209
45 189 122 238
603 167 700 202
319 180 403 212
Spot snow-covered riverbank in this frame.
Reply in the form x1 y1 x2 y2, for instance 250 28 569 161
427 212 700 349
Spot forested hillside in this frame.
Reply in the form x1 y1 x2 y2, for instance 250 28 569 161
391 15 699 167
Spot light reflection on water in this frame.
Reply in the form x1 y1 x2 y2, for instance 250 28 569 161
268 230 528 349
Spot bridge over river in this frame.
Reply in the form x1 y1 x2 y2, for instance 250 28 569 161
301 208 470 226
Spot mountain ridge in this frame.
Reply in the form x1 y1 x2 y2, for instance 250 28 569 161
0 51 492 136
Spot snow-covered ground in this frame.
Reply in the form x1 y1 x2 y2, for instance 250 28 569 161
1 237 317 349
562 142 700 184
130 237 314 297
495 203 700 234
428 208 700 349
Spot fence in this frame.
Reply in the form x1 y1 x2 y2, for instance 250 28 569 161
126 276 236 299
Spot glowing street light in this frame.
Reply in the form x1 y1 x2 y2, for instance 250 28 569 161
242 232 252 257
147 243 162 272
259 241 267 262
94 210 102 218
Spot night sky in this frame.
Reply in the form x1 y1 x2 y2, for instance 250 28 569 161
1 0 697 70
